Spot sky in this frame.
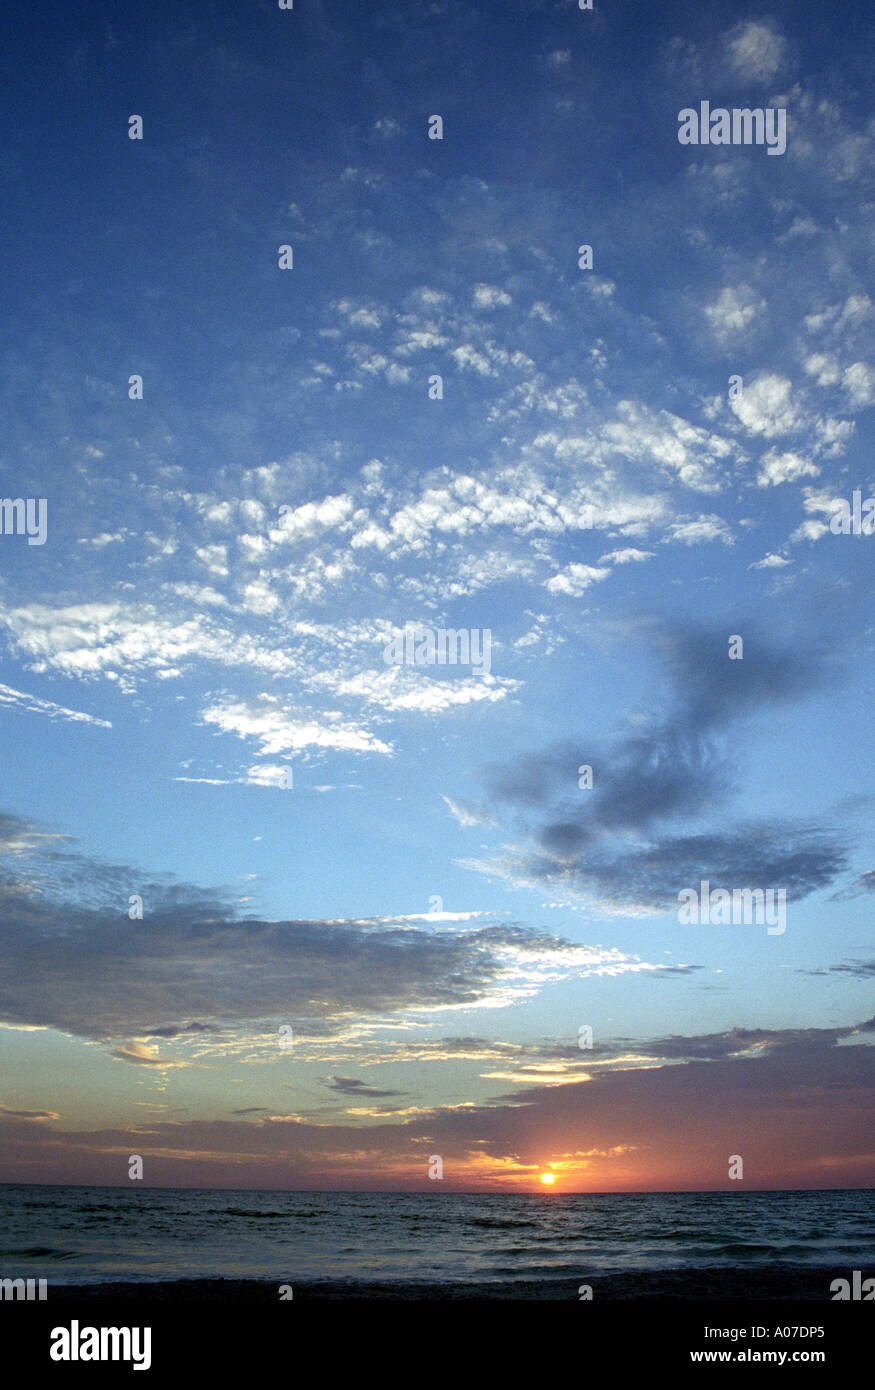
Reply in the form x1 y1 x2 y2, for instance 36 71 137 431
0 0 873 1192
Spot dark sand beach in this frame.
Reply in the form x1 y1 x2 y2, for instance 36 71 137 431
48 1265 845 1300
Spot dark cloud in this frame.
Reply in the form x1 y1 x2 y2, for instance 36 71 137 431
636 1019 871 1061
830 870 875 901
1 1018 872 1190
0 1104 58 1121
0 811 680 1041
485 743 581 810
511 822 846 909
653 620 831 733
324 1077 406 1098
481 617 849 909
145 1022 214 1038
801 961 875 979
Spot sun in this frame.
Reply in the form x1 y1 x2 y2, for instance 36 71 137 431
539 1172 556 1185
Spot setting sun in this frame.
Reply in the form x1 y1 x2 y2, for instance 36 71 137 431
539 1172 556 1185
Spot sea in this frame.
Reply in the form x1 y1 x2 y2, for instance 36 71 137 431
1 1184 872 1299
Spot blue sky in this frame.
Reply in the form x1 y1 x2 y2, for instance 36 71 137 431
0 0 873 1190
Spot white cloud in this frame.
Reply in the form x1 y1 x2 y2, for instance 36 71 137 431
451 343 495 376
804 352 875 409
512 613 561 656
791 519 829 542
195 544 229 577
805 294 871 339
749 553 791 570
588 277 615 298
546 563 611 596
166 583 229 607
440 551 536 598
442 796 496 827
175 765 294 789
202 501 233 526
0 602 302 684
473 284 512 310
244 764 294 787
174 776 233 786
665 515 734 546
730 374 801 438
0 682 111 728
334 298 384 329
241 579 280 615
599 547 654 565
725 20 787 81
201 697 393 757
602 402 734 491
78 531 125 548
704 285 765 343
800 486 844 517
842 362 875 408
309 668 518 715
804 352 842 388
529 301 556 323
756 449 819 487
782 216 818 239
814 415 855 456
269 494 354 545
394 327 449 356
385 362 411 385
790 487 844 542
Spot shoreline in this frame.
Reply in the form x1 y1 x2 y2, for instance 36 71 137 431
44 1266 846 1301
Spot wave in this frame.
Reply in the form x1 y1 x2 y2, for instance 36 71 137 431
470 1217 540 1230
0 1245 79 1259
207 1207 328 1220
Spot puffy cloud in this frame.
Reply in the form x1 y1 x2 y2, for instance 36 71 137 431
0 602 301 684
804 353 842 388
472 284 512 310
730 374 801 438
756 449 819 487
704 285 765 343
333 299 385 329
602 403 735 492
724 20 787 81
791 518 829 542
195 544 229 578
545 563 610 596
842 362 875 408
269 494 354 544
241 579 280 615
749 553 791 570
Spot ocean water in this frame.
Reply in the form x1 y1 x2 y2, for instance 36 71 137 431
1 1185 872 1291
